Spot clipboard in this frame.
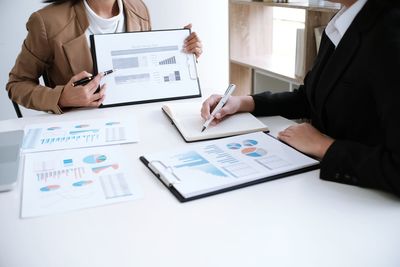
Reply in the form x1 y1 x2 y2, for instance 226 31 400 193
139 132 320 202
90 29 201 108
140 156 319 202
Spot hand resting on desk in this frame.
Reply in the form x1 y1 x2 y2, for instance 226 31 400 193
201 94 334 159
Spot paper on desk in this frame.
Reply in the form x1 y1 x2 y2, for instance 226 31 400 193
144 132 319 199
22 117 139 153
21 145 143 218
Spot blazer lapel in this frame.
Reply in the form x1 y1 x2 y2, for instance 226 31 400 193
314 28 361 117
305 32 335 115
63 34 93 75
56 1 92 75
313 0 382 120
124 0 152 32
125 10 141 32
62 1 93 75
73 0 89 34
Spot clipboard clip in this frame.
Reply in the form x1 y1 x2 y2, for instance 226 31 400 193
149 160 181 187
186 54 198 80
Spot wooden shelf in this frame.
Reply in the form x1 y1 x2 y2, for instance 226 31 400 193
231 0 341 12
231 55 301 84
229 0 339 95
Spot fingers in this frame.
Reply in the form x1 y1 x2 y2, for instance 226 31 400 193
84 73 103 93
88 95 105 107
210 111 232 126
201 94 242 123
278 126 294 139
60 71 107 108
278 123 310 137
182 22 201 56
185 42 202 57
277 123 311 141
201 94 222 119
277 132 288 142
185 32 200 44
277 126 294 143
214 105 231 120
71 71 92 83
184 32 202 58
90 84 107 104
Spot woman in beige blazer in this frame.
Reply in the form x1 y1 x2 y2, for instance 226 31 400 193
6 0 202 114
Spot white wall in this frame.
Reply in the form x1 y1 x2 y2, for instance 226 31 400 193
0 1 46 120
0 0 228 121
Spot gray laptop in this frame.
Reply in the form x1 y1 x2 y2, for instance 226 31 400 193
0 130 24 192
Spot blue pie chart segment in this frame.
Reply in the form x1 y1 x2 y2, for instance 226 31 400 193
227 143 242 150
242 147 267 157
83 154 107 164
243 139 258 146
73 180 93 187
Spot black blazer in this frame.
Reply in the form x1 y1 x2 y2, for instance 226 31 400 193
252 0 400 196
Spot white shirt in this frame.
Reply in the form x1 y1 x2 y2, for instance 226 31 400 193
84 0 126 46
325 0 368 47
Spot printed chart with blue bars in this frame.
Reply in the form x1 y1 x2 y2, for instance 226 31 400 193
21 118 132 153
173 151 227 177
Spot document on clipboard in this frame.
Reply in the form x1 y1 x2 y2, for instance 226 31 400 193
90 29 201 107
140 132 319 202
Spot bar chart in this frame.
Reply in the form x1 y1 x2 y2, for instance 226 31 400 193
163 71 181 82
159 56 177 65
36 167 85 182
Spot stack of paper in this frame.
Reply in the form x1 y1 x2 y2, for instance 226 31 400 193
20 117 143 218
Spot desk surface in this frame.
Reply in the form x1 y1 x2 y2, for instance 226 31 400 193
0 96 399 267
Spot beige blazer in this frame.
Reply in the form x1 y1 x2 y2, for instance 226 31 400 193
6 0 151 114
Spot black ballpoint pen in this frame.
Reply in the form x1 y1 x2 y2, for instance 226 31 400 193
71 69 115 87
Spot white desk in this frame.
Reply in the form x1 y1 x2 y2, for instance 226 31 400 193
1 97 400 267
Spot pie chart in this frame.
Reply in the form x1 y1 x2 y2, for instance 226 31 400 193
83 154 107 164
73 180 93 187
92 164 119 174
241 147 267 157
243 139 258 146
40 185 60 192
227 143 242 150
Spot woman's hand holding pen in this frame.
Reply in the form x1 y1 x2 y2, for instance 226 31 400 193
183 24 202 59
58 71 107 109
201 95 255 126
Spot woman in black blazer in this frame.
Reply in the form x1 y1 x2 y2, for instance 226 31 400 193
202 0 400 196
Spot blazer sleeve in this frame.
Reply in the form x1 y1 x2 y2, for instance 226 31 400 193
6 11 64 114
320 9 400 196
125 0 152 31
251 78 311 120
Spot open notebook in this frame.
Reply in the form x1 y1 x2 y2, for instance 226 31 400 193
162 102 269 142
